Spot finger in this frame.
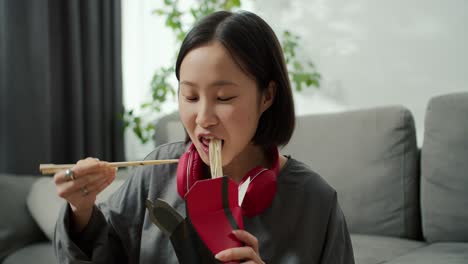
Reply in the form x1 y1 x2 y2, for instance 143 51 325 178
82 170 116 196
73 158 112 178
72 161 113 180
215 247 262 263
232 230 260 254
64 168 113 191
93 172 116 196
60 161 115 185
70 165 116 193
79 175 111 197
77 157 100 166
54 168 78 185
56 169 114 198
54 161 108 184
66 173 113 202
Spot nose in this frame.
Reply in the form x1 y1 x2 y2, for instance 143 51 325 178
195 100 218 128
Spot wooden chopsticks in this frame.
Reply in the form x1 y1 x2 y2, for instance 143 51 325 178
39 159 179 175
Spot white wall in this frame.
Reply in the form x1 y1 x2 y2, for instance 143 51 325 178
122 0 468 159
121 0 255 160
122 0 177 160
255 0 468 145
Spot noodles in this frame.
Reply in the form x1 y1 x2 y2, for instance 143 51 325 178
209 139 223 178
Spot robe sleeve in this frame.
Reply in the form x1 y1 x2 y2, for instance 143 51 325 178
53 166 151 264
320 192 355 264
53 204 128 264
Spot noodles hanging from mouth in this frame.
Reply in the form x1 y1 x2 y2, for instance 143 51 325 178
209 139 223 178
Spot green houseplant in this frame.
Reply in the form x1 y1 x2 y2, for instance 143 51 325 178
123 0 321 144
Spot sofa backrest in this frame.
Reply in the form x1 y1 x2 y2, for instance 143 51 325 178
282 106 421 239
421 92 468 242
154 111 185 147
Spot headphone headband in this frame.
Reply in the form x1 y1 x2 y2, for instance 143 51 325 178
177 143 279 217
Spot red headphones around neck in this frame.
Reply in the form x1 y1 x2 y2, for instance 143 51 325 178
176 144 279 217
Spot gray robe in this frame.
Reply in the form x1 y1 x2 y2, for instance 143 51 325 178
54 142 354 263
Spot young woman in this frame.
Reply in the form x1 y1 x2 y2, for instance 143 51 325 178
54 11 354 264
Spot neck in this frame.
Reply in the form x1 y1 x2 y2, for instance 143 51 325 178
223 144 271 183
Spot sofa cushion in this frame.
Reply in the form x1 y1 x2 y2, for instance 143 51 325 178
421 92 468 242
351 234 425 264
385 242 468 264
0 174 46 262
26 177 65 241
27 175 126 240
2 243 55 264
282 106 421 239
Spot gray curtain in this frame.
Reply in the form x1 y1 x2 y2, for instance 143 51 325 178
0 0 124 175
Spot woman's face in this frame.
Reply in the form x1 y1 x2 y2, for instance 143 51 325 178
178 41 273 168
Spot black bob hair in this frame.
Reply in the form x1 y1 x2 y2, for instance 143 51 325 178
175 10 295 148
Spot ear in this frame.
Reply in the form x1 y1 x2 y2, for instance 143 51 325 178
260 81 276 113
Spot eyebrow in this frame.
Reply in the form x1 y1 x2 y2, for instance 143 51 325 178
180 80 239 88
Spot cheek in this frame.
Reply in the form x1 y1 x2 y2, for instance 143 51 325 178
178 102 195 131
224 102 261 135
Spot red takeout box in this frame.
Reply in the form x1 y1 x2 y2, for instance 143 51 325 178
185 176 244 255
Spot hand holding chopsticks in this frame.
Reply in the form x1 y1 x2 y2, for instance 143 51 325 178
39 159 179 175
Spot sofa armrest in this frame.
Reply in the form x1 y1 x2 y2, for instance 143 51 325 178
0 174 47 262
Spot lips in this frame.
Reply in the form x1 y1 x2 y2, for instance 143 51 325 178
197 134 224 154
200 137 211 148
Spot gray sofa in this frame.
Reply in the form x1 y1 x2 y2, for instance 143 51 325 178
1 92 467 263
283 92 468 263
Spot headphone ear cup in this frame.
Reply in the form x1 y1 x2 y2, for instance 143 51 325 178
176 145 205 199
188 149 204 188
176 151 190 198
241 169 277 217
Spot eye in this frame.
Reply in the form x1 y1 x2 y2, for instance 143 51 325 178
184 95 198 102
218 96 236 102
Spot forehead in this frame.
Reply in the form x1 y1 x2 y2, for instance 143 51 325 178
179 41 250 83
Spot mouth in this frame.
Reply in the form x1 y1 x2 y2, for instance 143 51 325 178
198 135 224 154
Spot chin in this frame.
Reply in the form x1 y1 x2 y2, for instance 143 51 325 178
221 155 232 167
